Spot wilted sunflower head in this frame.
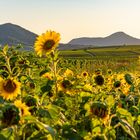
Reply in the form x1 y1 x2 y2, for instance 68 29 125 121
60 79 73 90
0 78 21 100
90 102 108 119
2 104 20 127
24 95 37 107
94 75 104 86
23 95 38 114
34 30 60 57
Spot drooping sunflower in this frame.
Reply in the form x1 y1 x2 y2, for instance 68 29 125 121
84 101 109 125
23 95 37 114
90 102 108 119
34 30 61 57
14 100 31 117
0 78 21 100
58 79 74 95
59 79 73 91
1 104 20 127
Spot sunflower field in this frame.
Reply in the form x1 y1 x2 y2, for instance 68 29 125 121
0 30 140 140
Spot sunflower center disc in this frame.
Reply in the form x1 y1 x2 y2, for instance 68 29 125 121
3 80 17 93
83 72 87 77
43 39 55 50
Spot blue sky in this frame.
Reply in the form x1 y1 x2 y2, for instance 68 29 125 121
1 0 140 43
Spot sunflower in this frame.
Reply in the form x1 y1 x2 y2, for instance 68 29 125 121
14 100 31 117
64 69 74 77
42 72 52 80
58 79 74 95
59 79 73 91
81 71 89 77
2 104 20 127
94 75 104 86
0 78 21 100
34 30 60 57
95 69 102 75
114 81 121 88
85 101 109 125
24 95 37 114
90 102 108 119
107 69 112 74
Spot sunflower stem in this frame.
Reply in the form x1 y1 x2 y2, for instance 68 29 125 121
51 51 58 98
2 52 13 77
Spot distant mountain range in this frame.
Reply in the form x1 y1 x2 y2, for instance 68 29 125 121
0 23 37 46
68 32 140 46
0 23 140 50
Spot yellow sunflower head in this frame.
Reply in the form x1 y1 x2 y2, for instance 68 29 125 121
0 78 21 100
81 71 89 77
34 30 61 57
42 72 52 80
14 100 31 117
64 69 74 77
107 69 112 74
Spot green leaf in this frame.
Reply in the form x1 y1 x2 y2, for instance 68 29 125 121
137 115 140 125
26 130 50 140
125 74 133 85
38 108 52 118
3 45 8 54
116 107 133 126
92 126 101 134
119 119 137 139
106 95 115 108
23 116 55 138
0 128 14 140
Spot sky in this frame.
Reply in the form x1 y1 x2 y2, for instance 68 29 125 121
1 0 140 43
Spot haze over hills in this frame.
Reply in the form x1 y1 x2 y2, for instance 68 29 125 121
1 23 140 50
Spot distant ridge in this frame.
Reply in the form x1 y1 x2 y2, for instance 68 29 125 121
1 23 140 50
68 32 140 46
0 23 37 46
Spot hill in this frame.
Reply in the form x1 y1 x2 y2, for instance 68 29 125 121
0 23 37 46
1 23 140 51
68 32 140 46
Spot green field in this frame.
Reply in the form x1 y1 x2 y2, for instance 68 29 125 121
59 45 140 58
